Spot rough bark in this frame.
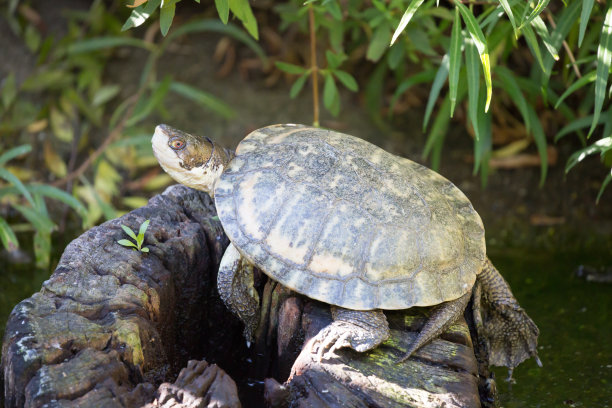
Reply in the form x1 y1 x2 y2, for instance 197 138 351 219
2 185 490 408
1 186 242 408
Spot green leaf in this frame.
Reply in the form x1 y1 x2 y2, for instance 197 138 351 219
325 50 346 69
118 239 138 248
423 54 449 131
164 20 266 62
579 0 595 46
92 85 121 107
449 7 462 118
596 171 612 203
170 81 235 118
590 8 612 138
0 144 31 166
473 86 492 175
215 0 230 24
542 1 581 86
566 137 612 173
522 23 547 73
122 0 161 31
121 224 138 241
531 16 559 61
140 247 150 253
33 229 51 269
367 23 391 62
228 0 258 40
454 0 491 112
498 0 518 35
127 76 172 126
138 219 150 241
67 37 153 54
2 72 17 108
519 0 551 30
333 70 358 92
21 70 72 92
323 74 340 116
290 73 309 99
390 0 426 45
0 217 19 251
12 203 56 232
27 184 87 218
527 105 548 186
555 114 606 142
466 37 481 143
160 0 179 36
275 61 307 75
0 168 35 207
389 69 436 114
494 66 531 134
554 70 597 109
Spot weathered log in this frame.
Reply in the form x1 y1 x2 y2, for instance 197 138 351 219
262 293 486 408
1 186 243 407
2 185 492 408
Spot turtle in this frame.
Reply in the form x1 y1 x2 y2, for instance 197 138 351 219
152 123 540 370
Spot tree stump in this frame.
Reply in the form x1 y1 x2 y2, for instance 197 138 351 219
2 185 492 408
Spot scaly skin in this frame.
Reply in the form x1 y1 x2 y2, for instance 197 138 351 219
475 258 541 375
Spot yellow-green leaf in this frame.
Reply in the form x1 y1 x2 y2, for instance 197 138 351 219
390 0 425 45
43 141 67 178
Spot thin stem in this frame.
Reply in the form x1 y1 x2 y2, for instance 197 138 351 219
308 3 319 127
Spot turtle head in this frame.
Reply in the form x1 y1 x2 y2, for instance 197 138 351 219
152 124 231 195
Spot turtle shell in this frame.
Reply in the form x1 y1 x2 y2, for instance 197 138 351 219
214 124 485 310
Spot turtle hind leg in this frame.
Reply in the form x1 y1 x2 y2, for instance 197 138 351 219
396 292 471 363
311 307 390 361
476 258 541 373
217 242 260 343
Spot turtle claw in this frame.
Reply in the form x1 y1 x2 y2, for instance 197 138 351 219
311 322 352 361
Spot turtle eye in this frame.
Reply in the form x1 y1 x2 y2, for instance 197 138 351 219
169 138 186 150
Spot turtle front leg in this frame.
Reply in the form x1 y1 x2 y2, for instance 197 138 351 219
475 258 541 375
217 242 260 343
311 307 390 361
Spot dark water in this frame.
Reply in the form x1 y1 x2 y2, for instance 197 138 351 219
1 248 610 406
489 250 612 408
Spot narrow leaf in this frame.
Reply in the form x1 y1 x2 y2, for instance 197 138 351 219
465 37 481 143
228 0 258 40
390 0 426 45
122 0 161 31
531 16 559 60
275 61 307 75
389 69 436 113
26 184 87 217
519 0 551 29
498 0 518 35
454 0 491 111
215 0 230 24
333 70 359 92
423 54 449 131
522 23 547 73
0 144 31 166
367 23 391 62
2 72 17 108
527 106 548 186
0 217 19 251
494 66 531 134
117 239 138 248
565 137 612 173
121 225 138 241
170 81 235 118
589 8 612 138
323 74 340 115
0 168 35 207
290 73 309 99
596 171 612 203
138 219 150 239
12 203 56 232
127 76 172 126
554 114 604 142
67 37 153 54
579 0 595 46
554 70 597 109
160 0 179 36
449 8 462 117
542 1 581 86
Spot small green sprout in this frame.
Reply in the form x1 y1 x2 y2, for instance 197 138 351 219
118 219 150 252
